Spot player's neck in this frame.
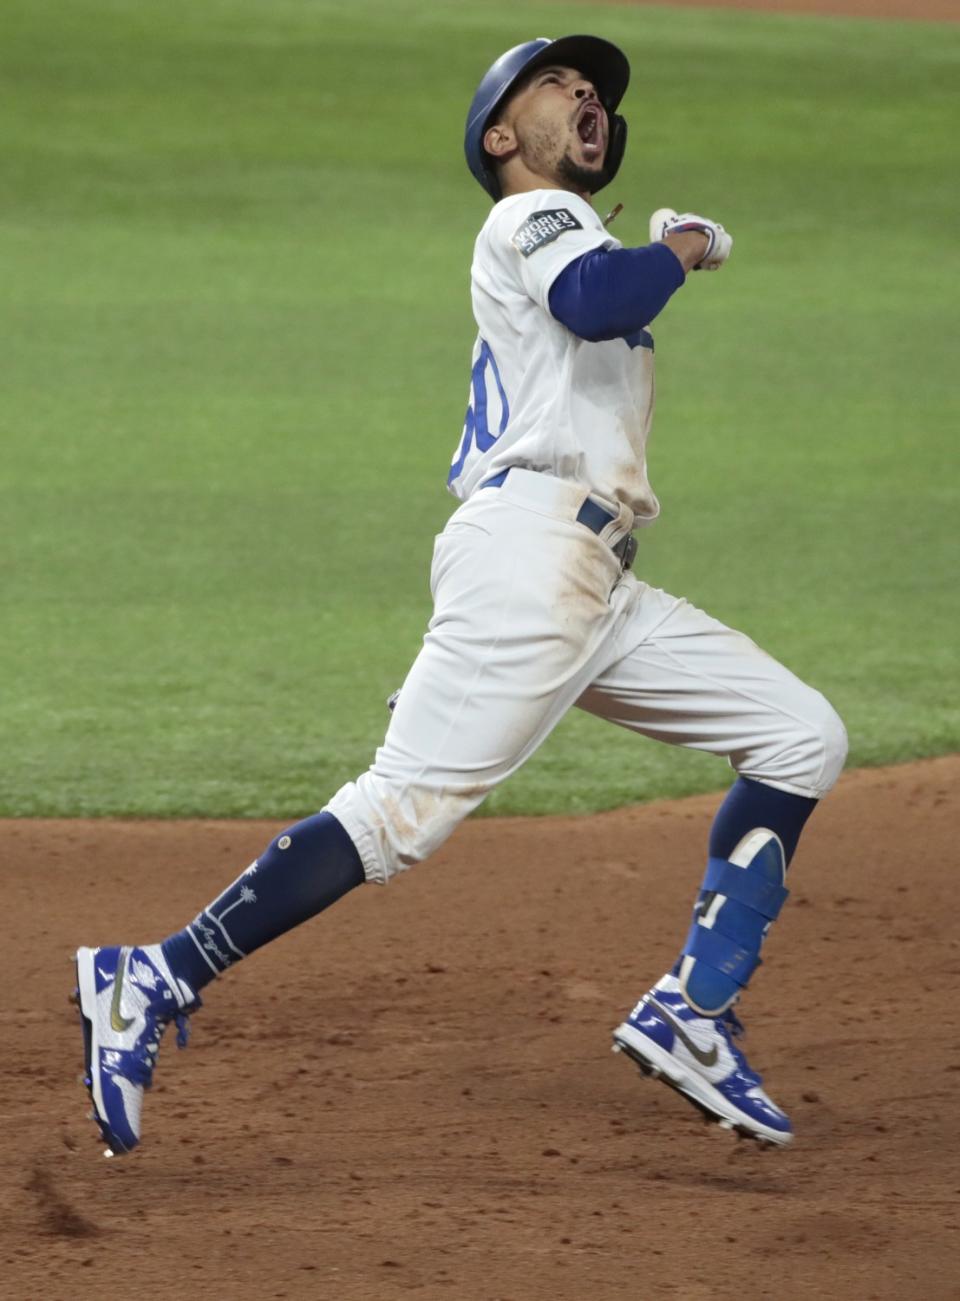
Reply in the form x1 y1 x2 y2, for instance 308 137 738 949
499 160 593 204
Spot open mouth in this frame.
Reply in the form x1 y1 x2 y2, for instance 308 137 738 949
575 103 605 158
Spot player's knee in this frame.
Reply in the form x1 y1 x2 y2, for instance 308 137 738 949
742 690 847 798
781 692 847 796
817 702 848 792
323 778 486 885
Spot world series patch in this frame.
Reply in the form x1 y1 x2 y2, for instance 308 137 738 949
511 209 582 257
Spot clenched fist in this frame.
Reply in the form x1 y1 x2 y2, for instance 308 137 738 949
649 207 733 271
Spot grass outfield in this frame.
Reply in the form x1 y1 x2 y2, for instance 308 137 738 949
2 0 957 817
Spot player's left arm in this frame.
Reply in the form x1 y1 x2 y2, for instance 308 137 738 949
548 244 686 341
548 209 730 343
651 208 732 272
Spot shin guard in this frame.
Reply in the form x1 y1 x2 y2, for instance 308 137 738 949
678 829 788 1016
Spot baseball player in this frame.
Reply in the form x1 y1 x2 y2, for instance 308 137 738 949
73 35 847 1155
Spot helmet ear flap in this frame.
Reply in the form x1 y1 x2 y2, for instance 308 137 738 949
601 114 627 189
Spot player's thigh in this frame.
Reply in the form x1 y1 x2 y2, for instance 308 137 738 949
577 588 847 798
328 502 620 881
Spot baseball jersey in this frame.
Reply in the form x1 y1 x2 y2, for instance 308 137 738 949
447 188 660 524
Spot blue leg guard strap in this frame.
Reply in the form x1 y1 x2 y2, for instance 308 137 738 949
679 829 787 1015
682 923 760 987
702 857 788 918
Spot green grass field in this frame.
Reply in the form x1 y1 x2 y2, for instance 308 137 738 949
2 0 957 817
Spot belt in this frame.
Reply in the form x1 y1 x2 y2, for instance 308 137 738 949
482 468 638 571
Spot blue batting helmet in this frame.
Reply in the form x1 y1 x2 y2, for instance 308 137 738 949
464 35 630 201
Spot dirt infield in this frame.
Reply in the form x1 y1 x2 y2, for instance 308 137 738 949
621 0 958 20
2 755 957 1300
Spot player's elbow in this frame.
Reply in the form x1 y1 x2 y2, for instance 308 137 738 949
559 316 620 344
548 273 617 341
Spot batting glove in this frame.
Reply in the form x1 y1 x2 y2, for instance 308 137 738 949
649 207 733 271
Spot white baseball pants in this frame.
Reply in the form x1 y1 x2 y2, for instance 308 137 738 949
326 469 847 884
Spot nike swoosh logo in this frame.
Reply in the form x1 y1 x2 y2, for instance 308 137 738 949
110 950 135 1033
648 997 719 1068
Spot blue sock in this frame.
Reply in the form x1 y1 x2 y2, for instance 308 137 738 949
161 812 365 992
709 776 817 867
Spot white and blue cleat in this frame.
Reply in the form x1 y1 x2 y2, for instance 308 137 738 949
72 945 199 1156
612 974 792 1146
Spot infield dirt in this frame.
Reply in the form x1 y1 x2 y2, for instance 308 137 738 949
3 755 957 1300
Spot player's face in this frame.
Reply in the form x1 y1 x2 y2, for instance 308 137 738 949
490 65 609 195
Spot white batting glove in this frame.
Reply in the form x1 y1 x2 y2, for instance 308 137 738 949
649 207 733 271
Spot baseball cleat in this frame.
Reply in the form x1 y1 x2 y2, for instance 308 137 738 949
73 945 200 1155
612 973 792 1146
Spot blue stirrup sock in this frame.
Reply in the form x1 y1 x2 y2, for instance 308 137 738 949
161 811 365 993
676 778 818 1016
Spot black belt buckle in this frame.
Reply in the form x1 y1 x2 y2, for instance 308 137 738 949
617 534 638 571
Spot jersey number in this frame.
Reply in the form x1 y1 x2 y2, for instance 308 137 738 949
448 340 510 485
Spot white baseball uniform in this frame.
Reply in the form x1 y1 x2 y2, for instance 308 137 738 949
325 189 846 884
448 189 659 521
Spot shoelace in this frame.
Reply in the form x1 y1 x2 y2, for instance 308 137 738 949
174 1009 194 1048
127 1005 198 1089
720 1007 745 1039
717 1007 762 1087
